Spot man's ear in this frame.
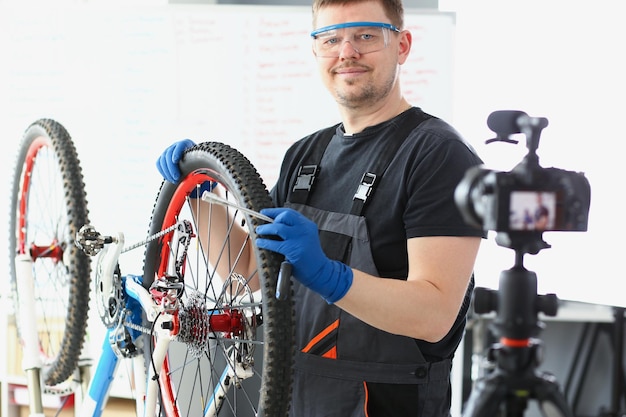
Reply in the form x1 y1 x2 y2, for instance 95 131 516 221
398 30 412 65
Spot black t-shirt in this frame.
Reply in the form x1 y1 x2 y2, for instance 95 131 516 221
270 107 485 359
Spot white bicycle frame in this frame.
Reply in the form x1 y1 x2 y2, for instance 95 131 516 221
15 226 249 417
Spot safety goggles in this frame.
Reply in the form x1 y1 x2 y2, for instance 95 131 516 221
311 21 401 58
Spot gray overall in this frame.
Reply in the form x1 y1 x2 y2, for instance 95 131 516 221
285 111 455 417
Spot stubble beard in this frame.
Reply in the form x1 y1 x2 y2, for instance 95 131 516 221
334 71 396 110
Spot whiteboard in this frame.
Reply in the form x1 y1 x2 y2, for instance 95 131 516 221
0 3 455 276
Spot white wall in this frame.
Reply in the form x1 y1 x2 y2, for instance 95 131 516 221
443 0 626 308
1 0 624 309
0 3 454 277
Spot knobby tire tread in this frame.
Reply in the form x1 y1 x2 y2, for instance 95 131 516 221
8 119 91 386
142 141 294 417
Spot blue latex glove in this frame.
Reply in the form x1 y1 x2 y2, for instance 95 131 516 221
156 139 195 183
255 208 353 304
156 139 217 198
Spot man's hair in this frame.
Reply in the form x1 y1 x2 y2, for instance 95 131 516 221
312 0 405 30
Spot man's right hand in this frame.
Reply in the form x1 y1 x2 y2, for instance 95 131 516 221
156 139 196 183
255 208 353 304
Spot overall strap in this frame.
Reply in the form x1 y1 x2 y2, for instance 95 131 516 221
289 124 338 205
349 110 432 216
289 110 432 263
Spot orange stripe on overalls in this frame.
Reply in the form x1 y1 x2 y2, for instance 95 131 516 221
322 346 337 359
301 319 340 354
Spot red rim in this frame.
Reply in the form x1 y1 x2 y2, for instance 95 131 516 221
157 171 220 417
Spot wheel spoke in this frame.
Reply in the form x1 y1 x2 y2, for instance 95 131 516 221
142 142 294 417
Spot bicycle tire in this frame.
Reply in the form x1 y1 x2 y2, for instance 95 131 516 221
143 141 294 417
8 119 91 386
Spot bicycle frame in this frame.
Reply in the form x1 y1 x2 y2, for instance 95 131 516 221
10 127 293 417
17 224 253 417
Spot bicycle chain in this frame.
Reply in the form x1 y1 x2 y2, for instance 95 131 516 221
121 222 181 254
42 383 76 397
123 317 153 334
76 221 181 257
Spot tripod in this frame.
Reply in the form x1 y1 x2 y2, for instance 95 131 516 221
463 232 575 417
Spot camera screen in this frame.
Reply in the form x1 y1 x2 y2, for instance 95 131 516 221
509 191 557 231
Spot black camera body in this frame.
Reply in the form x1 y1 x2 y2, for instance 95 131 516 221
455 111 591 242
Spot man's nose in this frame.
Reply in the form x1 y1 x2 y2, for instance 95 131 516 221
338 39 361 59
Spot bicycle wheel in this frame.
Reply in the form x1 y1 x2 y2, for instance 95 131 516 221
8 119 91 386
143 142 294 417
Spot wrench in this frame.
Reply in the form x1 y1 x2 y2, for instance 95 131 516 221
200 190 292 300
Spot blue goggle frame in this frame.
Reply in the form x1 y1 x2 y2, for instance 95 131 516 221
311 21 401 38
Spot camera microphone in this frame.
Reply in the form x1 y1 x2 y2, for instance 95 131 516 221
456 109 591 239
487 110 528 135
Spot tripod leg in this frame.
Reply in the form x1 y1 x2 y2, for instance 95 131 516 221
610 307 624 416
463 373 508 417
535 374 575 417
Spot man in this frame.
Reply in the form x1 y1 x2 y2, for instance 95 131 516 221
533 192 551 230
157 1 484 415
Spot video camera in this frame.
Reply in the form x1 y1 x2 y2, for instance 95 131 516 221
455 110 591 254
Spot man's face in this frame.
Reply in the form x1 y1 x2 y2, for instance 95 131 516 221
312 1 408 110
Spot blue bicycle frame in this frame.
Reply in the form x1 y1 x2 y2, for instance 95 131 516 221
19 225 247 417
